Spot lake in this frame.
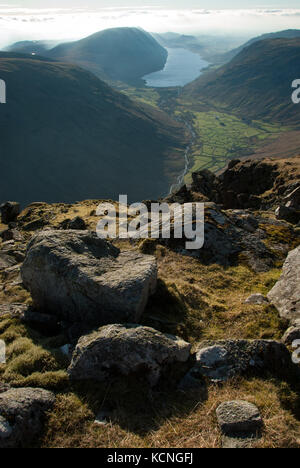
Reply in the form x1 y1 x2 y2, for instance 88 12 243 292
143 48 209 88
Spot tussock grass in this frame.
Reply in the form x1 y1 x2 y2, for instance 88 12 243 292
141 249 287 343
41 378 300 448
0 317 68 390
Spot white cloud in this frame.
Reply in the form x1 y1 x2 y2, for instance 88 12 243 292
0 7 299 48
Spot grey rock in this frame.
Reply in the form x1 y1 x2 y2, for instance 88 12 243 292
21 230 157 326
94 408 112 426
0 253 17 270
177 368 206 392
268 246 300 323
222 435 258 448
245 294 269 305
0 229 23 242
0 415 13 439
60 217 87 230
19 309 60 336
282 326 300 345
0 387 55 448
0 202 20 224
216 400 263 436
191 339 296 382
68 324 191 386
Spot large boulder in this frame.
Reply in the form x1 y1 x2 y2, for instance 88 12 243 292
185 339 296 382
267 246 300 323
68 324 191 386
21 230 157 325
0 387 55 448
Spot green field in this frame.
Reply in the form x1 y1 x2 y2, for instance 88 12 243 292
120 86 161 108
178 110 286 183
120 86 289 184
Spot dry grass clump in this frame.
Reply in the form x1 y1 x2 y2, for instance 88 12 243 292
40 377 300 449
141 249 287 344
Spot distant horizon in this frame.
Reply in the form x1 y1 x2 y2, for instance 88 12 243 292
0 4 300 49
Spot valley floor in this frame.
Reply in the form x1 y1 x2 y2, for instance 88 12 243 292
121 85 299 188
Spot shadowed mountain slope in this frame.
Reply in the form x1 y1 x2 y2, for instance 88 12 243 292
0 53 187 205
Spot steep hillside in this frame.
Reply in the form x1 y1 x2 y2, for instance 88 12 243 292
0 53 187 205
216 29 300 64
184 38 300 124
47 27 168 84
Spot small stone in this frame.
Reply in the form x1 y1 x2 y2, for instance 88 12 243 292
94 408 112 426
245 294 269 305
216 400 263 436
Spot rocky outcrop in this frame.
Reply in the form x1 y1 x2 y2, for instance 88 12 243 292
185 339 297 382
160 206 295 272
0 387 55 448
68 324 191 386
168 157 300 212
268 246 300 323
216 400 263 448
21 230 157 326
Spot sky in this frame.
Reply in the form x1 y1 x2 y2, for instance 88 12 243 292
0 1 300 48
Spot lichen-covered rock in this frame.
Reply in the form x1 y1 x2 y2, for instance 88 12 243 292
268 246 300 323
68 324 191 386
21 230 157 325
189 339 297 382
0 387 55 448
